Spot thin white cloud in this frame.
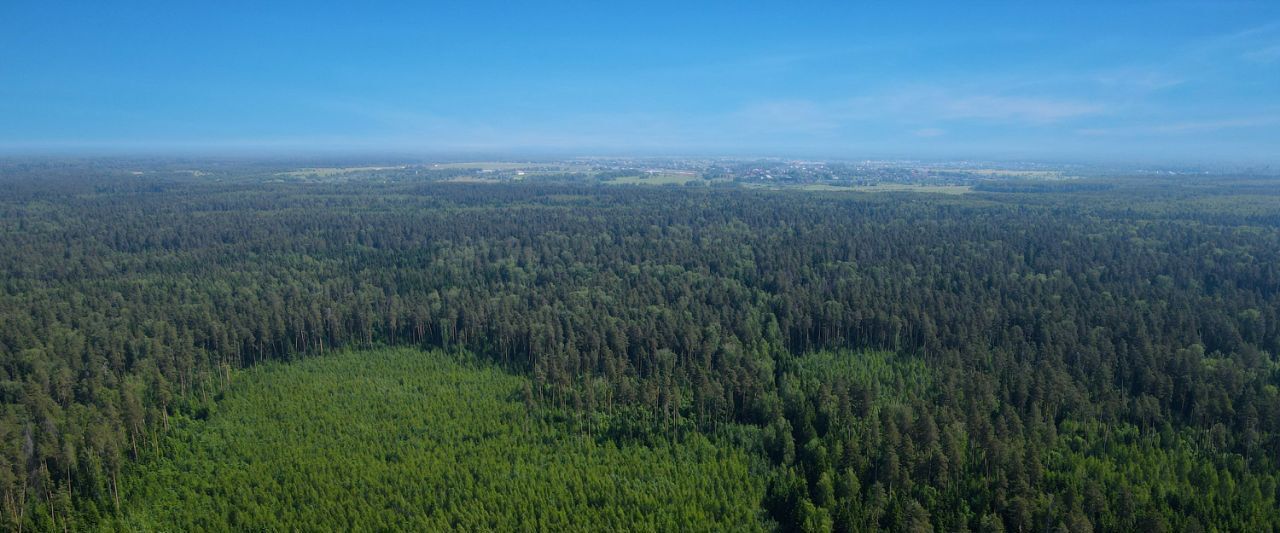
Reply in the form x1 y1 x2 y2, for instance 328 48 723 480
1243 44 1280 63
1152 116 1280 133
1091 68 1186 92
734 85 1105 134
1076 115 1280 136
1187 20 1280 64
732 100 841 132
930 94 1104 122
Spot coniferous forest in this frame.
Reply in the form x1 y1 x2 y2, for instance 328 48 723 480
2 166 1280 531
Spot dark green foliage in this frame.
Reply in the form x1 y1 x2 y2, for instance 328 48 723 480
0 167 1278 530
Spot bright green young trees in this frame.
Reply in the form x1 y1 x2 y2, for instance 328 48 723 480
110 348 767 531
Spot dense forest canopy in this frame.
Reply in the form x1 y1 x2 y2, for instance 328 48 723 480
113 347 768 531
1 165 1279 531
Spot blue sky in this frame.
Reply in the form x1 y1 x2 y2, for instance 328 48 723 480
2 1 1278 163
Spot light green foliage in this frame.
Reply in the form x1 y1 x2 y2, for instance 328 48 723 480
111 348 766 531
787 350 932 409
1044 420 1280 531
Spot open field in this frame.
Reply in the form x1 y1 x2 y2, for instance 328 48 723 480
430 162 596 172
442 175 505 183
431 162 539 170
760 183 973 194
605 172 702 185
940 169 1064 179
851 183 970 194
278 166 404 177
